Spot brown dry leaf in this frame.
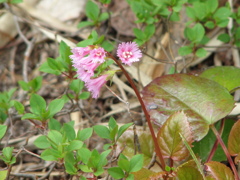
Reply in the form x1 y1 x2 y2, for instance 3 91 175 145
110 0 137 36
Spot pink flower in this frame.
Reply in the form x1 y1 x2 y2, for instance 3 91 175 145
86 74 108 98
117 42 142 66
70 47 91 62
90 47 106 63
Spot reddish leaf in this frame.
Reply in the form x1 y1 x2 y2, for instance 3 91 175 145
157 111 193 161
205 161 234 180
131 168 156 180
142 74 234 141
200 66 240 91
228 120 240 156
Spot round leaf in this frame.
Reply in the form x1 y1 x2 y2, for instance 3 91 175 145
142 74 235 141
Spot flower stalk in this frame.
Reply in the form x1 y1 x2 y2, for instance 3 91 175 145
107 52 166 169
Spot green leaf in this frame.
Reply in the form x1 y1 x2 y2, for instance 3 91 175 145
79 92 90 99
204 21 215 29
67 140 83 151
98 12 109 22
184 23 205 43
129 154 143 172
117 123 133 140
62 123 76 141
14 101 24 114
217 33 230 43
77 147 91 164
41 149 60 161
144 24 155 39
70 79 85 94
39 61 61 75
85 0 100 21
118 158 130 172
18 81 30 91
205 161 234 180
47 58 63 72
200 66 240 91
34 135 51 149
142 74 235 141
133 28 146 40
108 116 117 129
178 45 193 56
48 118 61 131
196 48 207 58
0 125 7 139
0 170 8 180
21 113 41 120
213 7 231 20
59 41 72 65
157 112 193 161
93 125 110 139
48 130 63 145
108 167 125 179
77 128 93 141
29 76 43 92
78 21 95 28
30 94 46 115
77 39 94 47
228 120 240 156
2 147 14 162
48 99 64 117
176 160 204 180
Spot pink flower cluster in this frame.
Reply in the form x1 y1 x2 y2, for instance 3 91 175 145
70 42 142 99
70 46 107 98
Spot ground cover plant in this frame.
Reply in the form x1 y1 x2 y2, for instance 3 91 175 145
0 0 240 179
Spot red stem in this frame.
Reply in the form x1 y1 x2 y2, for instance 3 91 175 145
108 53 166 169
210 125 239 180
206 119 225 162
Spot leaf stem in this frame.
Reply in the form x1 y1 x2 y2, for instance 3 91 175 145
107 53 166 169
206 119 225 162
210 124 239 180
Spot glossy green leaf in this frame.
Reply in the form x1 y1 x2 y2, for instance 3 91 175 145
205 161 234 180
200 66 240 92
228 119 240 156
184 23 205 43
157 111 193 161
142 74 235 141
0 125 7 140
